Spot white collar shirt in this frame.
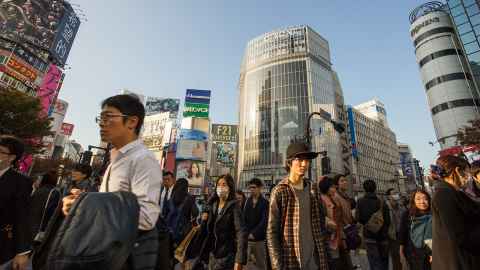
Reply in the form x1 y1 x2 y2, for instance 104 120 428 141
100 139 162 230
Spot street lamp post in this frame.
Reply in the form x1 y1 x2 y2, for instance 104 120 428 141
305 109 345 180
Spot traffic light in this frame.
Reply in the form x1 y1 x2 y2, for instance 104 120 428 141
321 156 331 175
81 150 93 165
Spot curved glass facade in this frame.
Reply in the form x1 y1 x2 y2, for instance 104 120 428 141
238 26 340 189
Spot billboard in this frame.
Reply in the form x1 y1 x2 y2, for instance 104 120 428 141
212 124 238 142
50 7 80 65
142 112 172 151
215 142 236 165
176 160 205 186
176 140 208 161
178 129 208 141
0 38 48 72
145 97 180 117
37 64 62 116
60 122 74 136
0 1 79 65
347 106 358 159
183 89 211 118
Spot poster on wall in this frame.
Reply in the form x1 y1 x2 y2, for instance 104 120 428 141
215 142 236 165
176 140 208 161
212 124 238 142
176 160 205 186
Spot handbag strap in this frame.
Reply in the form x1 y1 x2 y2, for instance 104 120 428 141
38 188 60 233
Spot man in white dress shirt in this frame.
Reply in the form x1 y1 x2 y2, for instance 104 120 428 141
62 94 162 268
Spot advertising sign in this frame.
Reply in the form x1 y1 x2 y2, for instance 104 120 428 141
215 142 236 165
178 129 208 141
7 57 37 81
145 97 180 117
60 123 74 136
0 64 36 89
0 1 71 52
0 38 48 72
0 71 35 95
176 140 208 161
50 8 81 66
183 89 211 118
212 124 238 142
37 64 63 116
176 160 205 186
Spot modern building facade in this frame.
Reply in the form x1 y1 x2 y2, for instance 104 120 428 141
410 2 480 149
354 98 390 128
237 25 344 189
346 102 400 195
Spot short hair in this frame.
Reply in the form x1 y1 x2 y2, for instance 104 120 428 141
0 135 24 165
163 171 174 178
332 174 346 186
41 169 58 187
248 178 264 187
363 179 377 193
318 177 334 194
73 163 92 179
101 95 145 135
385 188 395 196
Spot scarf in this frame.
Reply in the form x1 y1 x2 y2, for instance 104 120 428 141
410 214 432 249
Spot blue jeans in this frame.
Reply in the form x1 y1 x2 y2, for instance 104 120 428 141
365 241 389 270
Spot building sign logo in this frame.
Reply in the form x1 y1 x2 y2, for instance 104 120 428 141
410 17 440 37
212 124 238 143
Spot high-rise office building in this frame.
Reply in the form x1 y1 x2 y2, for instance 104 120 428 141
409 2 480 149
237 25 344 189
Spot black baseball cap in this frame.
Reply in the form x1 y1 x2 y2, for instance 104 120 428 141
286 142 319 160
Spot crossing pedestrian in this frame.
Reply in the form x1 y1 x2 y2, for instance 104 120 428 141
61 94 162 270
398 189 432 270
70 163 96 192
385 188 406 270
266 141 330 270
356 179 391 270
0 135 32 270
243 178 269 270
198 174 247 270
431 155 480 270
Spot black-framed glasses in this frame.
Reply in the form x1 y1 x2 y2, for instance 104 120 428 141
95 113 130 124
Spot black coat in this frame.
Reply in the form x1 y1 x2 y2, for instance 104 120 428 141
30 184 60 242
0 168 32 264
356 192 391 241
201 199 247 269
432 181 480 270
242 196 268 241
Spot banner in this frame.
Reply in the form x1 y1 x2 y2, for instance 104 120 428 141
145 97 180 117
183 89 211 118
61 123 74 136
212 124 238 142
37 64 63 116
50 8 81 66
176 160 205 186
215 142 236 165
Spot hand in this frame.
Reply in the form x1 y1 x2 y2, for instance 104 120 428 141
429 256 432 264
62 189 82 216
248 234 255 240
234 263 243 270
12 253 29 270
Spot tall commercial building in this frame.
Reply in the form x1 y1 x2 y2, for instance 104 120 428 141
397 143 421 193
409 2 480 149
237 25 344 189
346 101 400 194
354 98 389 128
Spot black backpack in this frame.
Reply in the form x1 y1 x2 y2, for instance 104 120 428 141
33 191 140 270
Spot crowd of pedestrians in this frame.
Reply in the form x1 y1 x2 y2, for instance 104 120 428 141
1 94 480 270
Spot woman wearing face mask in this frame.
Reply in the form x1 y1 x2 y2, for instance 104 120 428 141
431 155 480 270
398 190 432 270
198 174 247 270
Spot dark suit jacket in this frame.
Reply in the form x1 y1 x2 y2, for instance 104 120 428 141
0 168 32 264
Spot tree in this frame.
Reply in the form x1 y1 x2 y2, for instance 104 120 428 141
457 118 480 147
0 88 53 155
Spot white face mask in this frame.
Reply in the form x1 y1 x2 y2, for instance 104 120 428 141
216 186 229 198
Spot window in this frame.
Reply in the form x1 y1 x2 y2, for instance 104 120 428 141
458 22 473 35
470 13 480 26
454 14 468 25
464 41 480 54
463 0 478 7
466 3 480 16
461 31 476 44
450 5 465 17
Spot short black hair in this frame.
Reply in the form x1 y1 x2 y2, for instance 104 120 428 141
101 94 145 135
248 178 264 187
163 171 174 178
385 188 395 196
0 135 24 165
318 177 334 194
363 179 377 193
73 163 92 179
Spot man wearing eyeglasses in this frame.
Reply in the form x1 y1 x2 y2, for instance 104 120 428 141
0 136 32 270
62 94 162 269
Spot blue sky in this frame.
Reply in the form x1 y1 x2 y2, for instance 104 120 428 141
61 0 440 167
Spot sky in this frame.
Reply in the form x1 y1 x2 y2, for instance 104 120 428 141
61 0 441 168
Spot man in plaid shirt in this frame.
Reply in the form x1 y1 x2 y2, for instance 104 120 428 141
267 142 330 270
